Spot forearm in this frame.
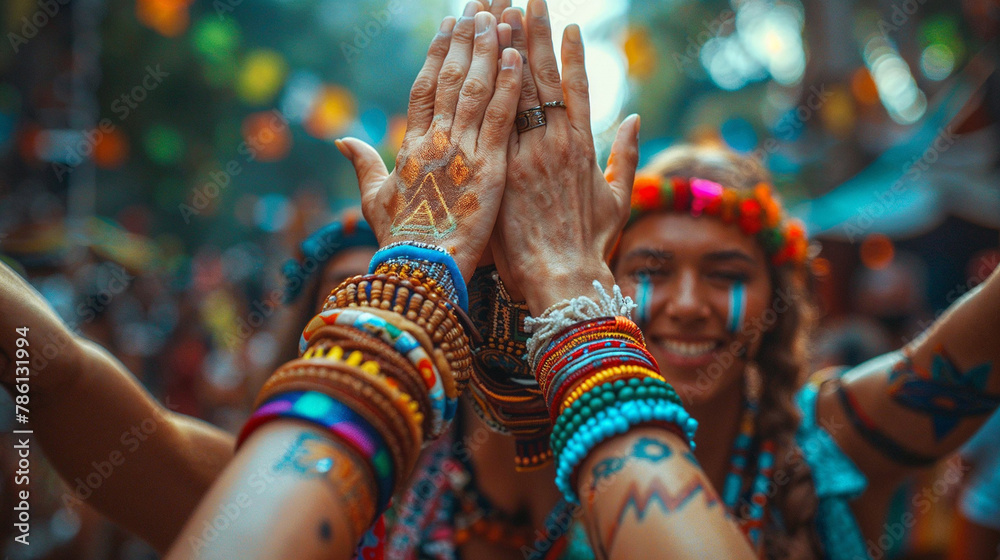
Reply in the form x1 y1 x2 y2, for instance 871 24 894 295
908 265 1000 394
525 274 753 557
577 427 753 560
0 262 235 550
0 261 83 392
167 250 471 556
166 422 372 560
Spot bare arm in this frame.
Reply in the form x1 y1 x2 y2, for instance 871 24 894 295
576 427 754 560
820 266 1000 482
165 422 373 560
0 261 235 551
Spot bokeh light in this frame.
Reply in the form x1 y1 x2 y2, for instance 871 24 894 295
860 233 895 270
136 0 195 37
192 18 242 63
305 86 356 140
144 125 185 166
238 50 289 106
920 44 955 81
241 112 292 162
93 129 130 169
253 194 291 233
864 36 927 124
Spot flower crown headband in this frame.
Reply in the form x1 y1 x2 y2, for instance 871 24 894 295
629 175 809 268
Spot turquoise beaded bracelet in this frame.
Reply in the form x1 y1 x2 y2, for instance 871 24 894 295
554 398 697 504
551 377 683 455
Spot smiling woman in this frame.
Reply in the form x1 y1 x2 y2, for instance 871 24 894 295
612 144 822 557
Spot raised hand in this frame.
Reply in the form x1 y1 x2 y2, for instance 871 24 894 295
490 0 641 314
336 4 523 281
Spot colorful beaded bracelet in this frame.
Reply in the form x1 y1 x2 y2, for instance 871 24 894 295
301 324 434 437
558 370 679 416
544 348 659 411
275 351 424 465
300 308 452 436
327 273 473 390
550 377 683 455
536 318 644 387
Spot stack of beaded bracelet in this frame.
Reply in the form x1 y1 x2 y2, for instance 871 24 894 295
467 265 555 471
239 245 473 535
254 346 424 480
533 316 698 504
535 317 650 408
311 272 474 435
369 241 469 312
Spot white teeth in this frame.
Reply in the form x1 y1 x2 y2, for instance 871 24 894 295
656 339 717 357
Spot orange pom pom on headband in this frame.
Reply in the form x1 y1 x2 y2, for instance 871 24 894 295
628 175 809 268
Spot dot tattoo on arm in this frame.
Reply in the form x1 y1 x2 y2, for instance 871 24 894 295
273 432 375 545
319 519 332 543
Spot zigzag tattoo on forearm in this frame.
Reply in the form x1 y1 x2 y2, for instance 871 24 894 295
584 436 720 558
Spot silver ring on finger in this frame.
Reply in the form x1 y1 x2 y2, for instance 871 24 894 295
516 105 547 134
543 100 567 109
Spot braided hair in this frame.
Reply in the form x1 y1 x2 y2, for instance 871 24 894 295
640 144 822 559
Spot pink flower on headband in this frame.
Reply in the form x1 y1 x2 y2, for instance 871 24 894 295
689 178 724 217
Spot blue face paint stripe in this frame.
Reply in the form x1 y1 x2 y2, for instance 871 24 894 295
727 281 746 334
636 274 652 325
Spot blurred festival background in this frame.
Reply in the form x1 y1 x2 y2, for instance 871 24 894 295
1 0 999 558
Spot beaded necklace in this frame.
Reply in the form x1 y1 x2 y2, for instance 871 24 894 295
721 392 776 556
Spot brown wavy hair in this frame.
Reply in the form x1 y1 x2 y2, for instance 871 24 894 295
636 143 822 559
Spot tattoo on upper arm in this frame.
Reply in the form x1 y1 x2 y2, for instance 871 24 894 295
391 133 478 239
274 432 375 543
583 436 720 557
601 476 721 554
837 381 937 467
888 347 999 440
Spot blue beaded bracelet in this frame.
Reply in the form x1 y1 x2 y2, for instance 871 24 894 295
369 243 468 311
554 398 698 504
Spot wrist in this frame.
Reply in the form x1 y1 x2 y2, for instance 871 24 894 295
523 261 616 315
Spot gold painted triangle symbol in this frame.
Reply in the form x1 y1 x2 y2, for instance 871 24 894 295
397 172 455 234
400 199 437 229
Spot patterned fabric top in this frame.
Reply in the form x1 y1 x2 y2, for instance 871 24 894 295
795 372 870 560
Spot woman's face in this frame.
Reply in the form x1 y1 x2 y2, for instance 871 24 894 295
313 246 378 314
613 213 774 407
